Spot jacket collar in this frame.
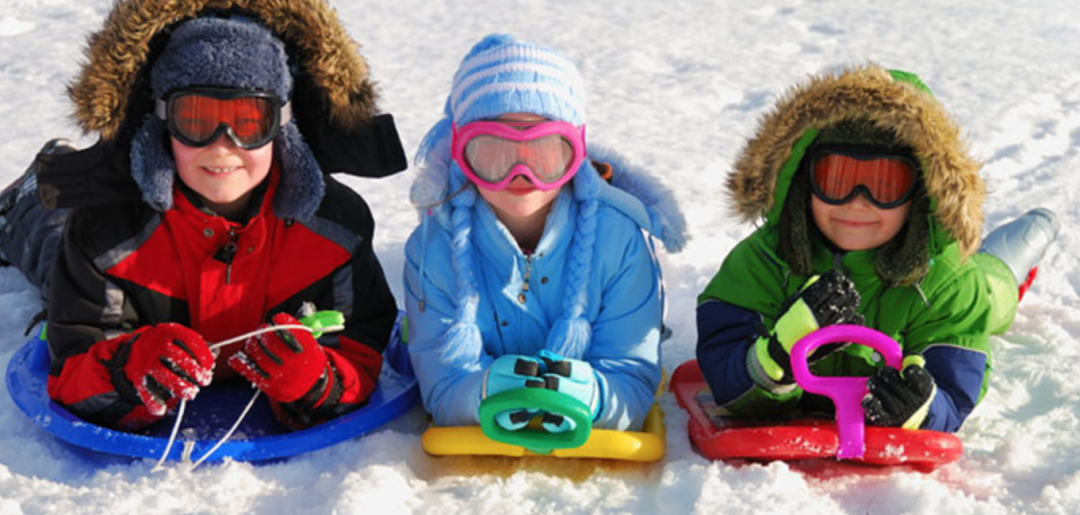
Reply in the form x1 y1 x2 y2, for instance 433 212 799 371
176 165 275 225
473 187 575 263
172 162 280 233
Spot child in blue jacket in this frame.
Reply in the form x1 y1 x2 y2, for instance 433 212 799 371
404 34 685 433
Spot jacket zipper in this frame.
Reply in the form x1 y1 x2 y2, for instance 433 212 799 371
832 251 846 273
508 253 535 356
522 255 533 292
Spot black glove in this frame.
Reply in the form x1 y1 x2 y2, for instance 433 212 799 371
863 360 937 429
754 270 864 384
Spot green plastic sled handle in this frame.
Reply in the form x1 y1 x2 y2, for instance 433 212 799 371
479 388 593 455
298 310 346 339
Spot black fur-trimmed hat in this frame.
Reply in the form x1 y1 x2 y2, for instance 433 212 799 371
130 16 324 220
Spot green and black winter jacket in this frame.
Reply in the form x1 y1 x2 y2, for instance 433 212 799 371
696 66 1018 432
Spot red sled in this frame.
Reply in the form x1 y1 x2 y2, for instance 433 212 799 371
671 359 963 472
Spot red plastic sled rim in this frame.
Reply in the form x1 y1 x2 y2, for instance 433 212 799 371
671 360 962 471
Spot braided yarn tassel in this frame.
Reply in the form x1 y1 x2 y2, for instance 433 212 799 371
440 171 485 364
545 163 600 360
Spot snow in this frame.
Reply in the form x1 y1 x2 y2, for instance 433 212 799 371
1 0 1079 513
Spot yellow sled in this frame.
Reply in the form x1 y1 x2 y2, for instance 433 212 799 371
421 388 665 462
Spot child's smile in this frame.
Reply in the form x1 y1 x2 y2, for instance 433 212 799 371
201 165 244 175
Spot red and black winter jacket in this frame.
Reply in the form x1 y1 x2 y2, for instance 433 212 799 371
45 168 398 429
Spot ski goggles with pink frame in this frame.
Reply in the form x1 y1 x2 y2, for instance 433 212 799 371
451 120 587 191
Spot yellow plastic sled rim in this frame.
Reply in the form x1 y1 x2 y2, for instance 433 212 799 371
421 402 665 462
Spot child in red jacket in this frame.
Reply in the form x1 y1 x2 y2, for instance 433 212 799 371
0 1 405 430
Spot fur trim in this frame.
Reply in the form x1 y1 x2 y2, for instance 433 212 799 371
68 0 377 140
589 144 688 252
726 65 984 257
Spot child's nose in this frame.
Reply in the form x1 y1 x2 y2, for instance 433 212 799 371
205 132 241 151
846 192 875 210
509 174 534 186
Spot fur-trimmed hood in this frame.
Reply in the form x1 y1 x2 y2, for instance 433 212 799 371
69 0 376 140
35 0 405 216
726 65 984 257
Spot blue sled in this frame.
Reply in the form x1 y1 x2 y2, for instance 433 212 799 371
5 314 419 464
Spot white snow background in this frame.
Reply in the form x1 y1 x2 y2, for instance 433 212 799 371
1 0 1079 514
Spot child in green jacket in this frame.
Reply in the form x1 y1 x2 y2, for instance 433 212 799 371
696 66 1059 432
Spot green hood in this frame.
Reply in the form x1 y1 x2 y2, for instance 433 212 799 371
725 65 985 259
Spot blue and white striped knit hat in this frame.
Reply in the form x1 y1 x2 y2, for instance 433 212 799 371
413 34 601 361
448 36 586 126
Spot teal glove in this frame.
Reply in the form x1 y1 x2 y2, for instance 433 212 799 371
482 355 544 431
536 351 602 434
752 270 863 384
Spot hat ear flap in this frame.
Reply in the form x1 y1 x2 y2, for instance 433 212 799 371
273 120 325 221
129 117 176 212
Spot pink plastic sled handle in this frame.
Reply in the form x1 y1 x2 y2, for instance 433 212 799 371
790 325 903 459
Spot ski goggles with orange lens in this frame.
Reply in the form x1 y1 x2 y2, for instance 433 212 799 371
155 87 292 149
451 120 586 191
807 146 919 209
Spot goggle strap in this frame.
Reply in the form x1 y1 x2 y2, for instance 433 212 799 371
155 97 292 127
279 101 292 126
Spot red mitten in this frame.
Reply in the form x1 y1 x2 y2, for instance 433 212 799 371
113 323 214 416
228 313 330 404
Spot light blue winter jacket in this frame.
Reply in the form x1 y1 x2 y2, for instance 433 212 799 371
404 179 667 431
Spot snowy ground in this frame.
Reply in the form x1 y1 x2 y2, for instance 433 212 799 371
1 0 1079 513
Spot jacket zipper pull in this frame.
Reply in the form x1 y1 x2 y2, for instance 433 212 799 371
224 244 237 285
216 229 239 285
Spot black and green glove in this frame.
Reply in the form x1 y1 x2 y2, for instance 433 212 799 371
863 356 938 429
752 270 864 385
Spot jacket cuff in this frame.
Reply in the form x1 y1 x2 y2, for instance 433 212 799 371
47 332 161 429
745 344 798 395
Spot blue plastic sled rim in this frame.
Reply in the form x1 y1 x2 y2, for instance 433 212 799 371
5 313 419 464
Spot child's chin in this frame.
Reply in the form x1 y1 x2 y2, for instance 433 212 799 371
197 191 247 207
832 239 881 252
502 202 548 218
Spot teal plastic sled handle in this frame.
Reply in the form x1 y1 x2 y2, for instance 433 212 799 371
479 388 592 454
